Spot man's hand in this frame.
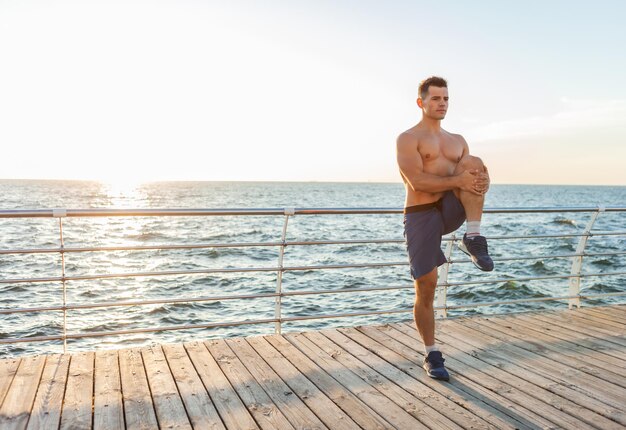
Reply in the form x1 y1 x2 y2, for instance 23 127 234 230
457 169 489 196
482 165 490 194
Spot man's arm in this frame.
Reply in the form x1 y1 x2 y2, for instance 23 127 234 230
396 133 481 194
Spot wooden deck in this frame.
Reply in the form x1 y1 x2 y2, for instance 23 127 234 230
1 305 625 429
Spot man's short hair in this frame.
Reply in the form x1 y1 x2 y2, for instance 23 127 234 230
419 76 448 99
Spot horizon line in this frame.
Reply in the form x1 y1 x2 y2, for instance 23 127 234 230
0 178 623 187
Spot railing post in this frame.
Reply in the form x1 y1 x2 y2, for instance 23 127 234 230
54 209 68 353
275 208 295 334
436 234 455 319
569 207 603 309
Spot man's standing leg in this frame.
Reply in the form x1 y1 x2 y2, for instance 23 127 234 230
414 267 449 380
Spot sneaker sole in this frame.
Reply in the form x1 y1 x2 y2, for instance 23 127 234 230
458 241 493 272
423 367 450 381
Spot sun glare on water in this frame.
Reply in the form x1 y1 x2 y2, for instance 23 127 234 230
98 174 148 207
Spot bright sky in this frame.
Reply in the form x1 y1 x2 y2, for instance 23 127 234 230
1 0 625 185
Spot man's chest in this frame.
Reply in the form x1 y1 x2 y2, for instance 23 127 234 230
418 137 464 165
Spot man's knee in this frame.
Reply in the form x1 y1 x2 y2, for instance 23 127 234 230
414 270 437 303
455 155 485 173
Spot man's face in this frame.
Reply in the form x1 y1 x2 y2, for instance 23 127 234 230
419 86 449 120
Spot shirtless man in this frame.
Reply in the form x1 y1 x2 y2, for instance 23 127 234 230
396 76 493 381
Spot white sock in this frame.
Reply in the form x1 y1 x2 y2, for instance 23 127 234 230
466 221 481 237
425 344 439 355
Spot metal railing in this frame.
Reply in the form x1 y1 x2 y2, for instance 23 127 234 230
0 206 625 353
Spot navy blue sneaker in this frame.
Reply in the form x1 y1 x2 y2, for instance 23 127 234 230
459 234 494 271
423 351 449 381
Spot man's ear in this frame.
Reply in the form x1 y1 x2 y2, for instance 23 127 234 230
417 97 423 108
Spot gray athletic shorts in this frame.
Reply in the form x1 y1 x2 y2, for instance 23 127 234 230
403 191 466 280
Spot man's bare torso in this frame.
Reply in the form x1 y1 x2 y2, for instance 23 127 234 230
401 125 467 207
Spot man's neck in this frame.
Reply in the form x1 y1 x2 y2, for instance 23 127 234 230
418 116 442 132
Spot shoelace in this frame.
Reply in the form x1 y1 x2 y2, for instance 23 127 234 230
468 237 489 255
427 352 445 368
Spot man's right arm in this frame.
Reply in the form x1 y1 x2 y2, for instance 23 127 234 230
396 133 479 194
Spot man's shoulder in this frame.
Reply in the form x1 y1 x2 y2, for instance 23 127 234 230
397 130 417 147
397 128 427 144
444 130 468 144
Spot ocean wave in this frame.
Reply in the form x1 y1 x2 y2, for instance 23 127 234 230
590 258 615 267
147 300 225 316
555 243 576 252
529 260 558 275
125 232 168 241
84 322 124 333
552 217 578 227
0 284 29 293
582 283 624 294
78 290 100 299
451 281 548 303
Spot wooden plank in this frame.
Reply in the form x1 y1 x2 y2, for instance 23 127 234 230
441 317 626 408
495 310 626 363
344 324 553 430
162 343 226 430
395 321 626 429
284 331 428 430
249 335 371 430
473 315 626 388
531 312 626 347
60 352 95 430
497 312 626 376
94 350 124 430
569 309 626 331
142 345 192 430
119 348 159 430
0 358 21 410
225 337 327 430
27 354 70 430
438 315 626 420
513 313 626 361
594 303 626 316
205 339 294 430
436 318 626 421
298 330 487 430
582 307 626 324
184 340 259 430
322 327 528 430
595 304 626 317
471 312 626 389
0 355 46 430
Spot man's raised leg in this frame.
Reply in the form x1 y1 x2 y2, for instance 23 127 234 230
454 155 494 271
414 267 449 381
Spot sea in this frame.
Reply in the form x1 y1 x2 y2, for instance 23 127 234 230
0 180 624 358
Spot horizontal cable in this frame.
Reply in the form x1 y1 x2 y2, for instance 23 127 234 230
0 317 278 344
0 238 405 255
3 252 626 285
0 291 281 315
0 241 284 255
444 291 626 310
0 262 411 284
0 286 480 316
280 308 412 322
1 230 624 256
0 285 419 315
449 250 626 265
445 270 626 287
0 266 281 284
1 206 625 219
